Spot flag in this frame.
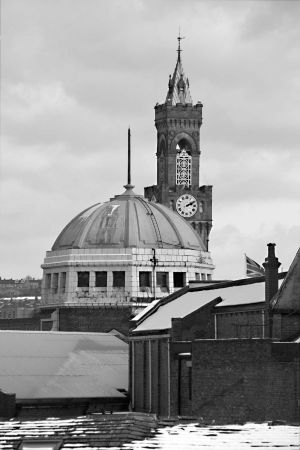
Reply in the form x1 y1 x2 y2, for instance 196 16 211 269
245 254 265 277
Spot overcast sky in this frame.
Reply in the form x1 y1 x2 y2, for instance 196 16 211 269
1 0 299 280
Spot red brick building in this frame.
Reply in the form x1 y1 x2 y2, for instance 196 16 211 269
129 245 300 422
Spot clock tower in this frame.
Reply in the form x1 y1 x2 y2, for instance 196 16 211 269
144 38 212 251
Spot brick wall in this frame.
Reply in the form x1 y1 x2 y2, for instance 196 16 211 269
192 339 300 423
178 358 192 416
131 338 170 416
215 307 264 339
58 306 132 335
182 303 216 340
277 313 300 340
0 317 41 331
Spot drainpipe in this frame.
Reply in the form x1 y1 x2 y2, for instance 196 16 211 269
263 243 281 339
151 248 158 302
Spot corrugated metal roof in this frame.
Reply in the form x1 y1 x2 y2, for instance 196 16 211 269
133 280 283 333
0 331 128 399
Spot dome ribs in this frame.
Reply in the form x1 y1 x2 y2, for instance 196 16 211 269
135 197 163 248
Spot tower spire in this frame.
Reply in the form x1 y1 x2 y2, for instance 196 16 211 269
177 28 185 62
165 32 192 105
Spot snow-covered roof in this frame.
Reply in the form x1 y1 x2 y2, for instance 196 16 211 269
133 293 220 333
0 330 128 399
133 278 284 333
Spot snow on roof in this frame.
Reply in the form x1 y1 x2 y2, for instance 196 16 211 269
132 299 160 322
133 293 219 333
0 331 128 399
133 279 284 333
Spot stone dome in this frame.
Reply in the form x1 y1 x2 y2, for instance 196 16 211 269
52 186 205 251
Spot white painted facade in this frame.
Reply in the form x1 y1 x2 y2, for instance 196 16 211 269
41 247 213 306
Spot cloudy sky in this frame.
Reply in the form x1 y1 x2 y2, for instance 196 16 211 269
1 0 299 280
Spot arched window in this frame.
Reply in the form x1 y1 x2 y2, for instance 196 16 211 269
176 140 192 186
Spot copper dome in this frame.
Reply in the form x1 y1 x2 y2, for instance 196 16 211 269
52 187 204 251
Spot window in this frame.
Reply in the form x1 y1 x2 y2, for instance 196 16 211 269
60 272 66 293
156 272 168 290
173 272 186 288
95 271 107 287
52 273 58 294
207 274 212 281
45 273 51 289
201 273 206 281
139 272 152 292
195 273 200 281
139 271 151 288
176 143 192 186
113 271 125 287
77 271 89 287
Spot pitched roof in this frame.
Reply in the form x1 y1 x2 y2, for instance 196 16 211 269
133 294 221 333
0 331 128 399
271 248 300 312
132 274 286 334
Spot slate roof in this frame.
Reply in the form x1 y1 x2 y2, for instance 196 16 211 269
271 248 300 312
0 331 128 399
0 413 158 449
165 56 193 105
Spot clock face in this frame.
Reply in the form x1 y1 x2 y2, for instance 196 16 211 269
176 194 198 218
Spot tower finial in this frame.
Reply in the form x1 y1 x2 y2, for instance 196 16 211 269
177 27 185 61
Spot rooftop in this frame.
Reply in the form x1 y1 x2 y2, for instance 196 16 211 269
132 274 286 333
0 331 128 399
52 187 205 252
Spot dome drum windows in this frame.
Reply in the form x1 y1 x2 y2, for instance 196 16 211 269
173 272 186 288
45 273 51 290
156 272 169 293
60 272 66 293
52 273 59 294
95 271 107 288
139 271 152 293
77 271 90 288
113 271 125 289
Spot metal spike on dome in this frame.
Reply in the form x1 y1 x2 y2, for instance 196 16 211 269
124 127 135 191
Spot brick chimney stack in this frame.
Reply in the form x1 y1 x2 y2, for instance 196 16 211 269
263 243 281 338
